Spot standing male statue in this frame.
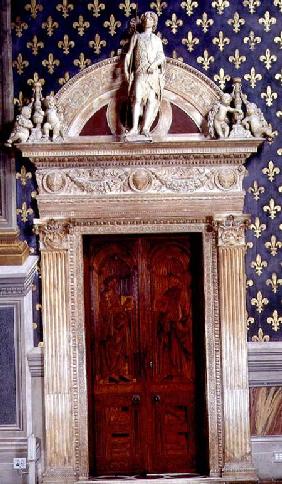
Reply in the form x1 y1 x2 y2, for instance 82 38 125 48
124 11 166 137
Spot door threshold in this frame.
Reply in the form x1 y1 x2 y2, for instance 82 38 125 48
78 476 258 484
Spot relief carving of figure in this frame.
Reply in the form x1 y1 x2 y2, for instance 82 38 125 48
42 95 64 141
5 104 33 146
124 11 166 137
208 93 242 139
156 275 190 380
242 102 275 141
99 276 133 383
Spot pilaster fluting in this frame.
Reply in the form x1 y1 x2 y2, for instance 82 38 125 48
217 215 257 480
38 219 75 483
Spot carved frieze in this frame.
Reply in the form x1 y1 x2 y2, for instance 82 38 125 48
37 165 246 196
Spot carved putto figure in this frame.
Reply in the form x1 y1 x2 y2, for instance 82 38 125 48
242 102 275 141
43 95 64 141
124 11 166 137
5 104 33 146
208 93 242 139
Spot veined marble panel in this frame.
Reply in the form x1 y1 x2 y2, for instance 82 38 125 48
250 386 282 436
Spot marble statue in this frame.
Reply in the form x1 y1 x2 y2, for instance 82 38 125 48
208 93 242 139
124 11 166 137
42 95 64 141
5 104 33 146
242 102 275 141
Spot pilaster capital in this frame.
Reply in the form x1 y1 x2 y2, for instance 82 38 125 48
214 214 248 247
35 218 71 251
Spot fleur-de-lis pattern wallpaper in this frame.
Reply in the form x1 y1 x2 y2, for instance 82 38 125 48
11 0 282 344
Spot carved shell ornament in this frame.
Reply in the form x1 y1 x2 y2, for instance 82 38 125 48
129 169 152 192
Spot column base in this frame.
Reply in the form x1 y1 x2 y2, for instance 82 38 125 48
0 230 29 265
43 467 76 484
223 462 258 481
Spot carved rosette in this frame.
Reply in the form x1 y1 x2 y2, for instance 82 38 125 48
217 215 247 247
36 219 70 250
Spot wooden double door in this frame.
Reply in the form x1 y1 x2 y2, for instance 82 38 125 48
84 234 206 476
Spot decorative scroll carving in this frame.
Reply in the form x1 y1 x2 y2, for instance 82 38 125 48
217 215 247 247
37 166 246 196
36 219 70 250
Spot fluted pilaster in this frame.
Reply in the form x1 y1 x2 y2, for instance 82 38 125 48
217 215 257 480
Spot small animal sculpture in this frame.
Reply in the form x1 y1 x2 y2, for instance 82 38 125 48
5 105 33 146
42 95 64 141
208 93 242 139
242 102 275 141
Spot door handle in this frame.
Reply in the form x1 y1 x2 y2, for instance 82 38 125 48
152 394 161 402
132 394 141 404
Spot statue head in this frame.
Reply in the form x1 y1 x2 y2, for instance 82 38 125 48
221 93 232 106
21 105 32 119
44 95 56 109
141 11 158 31
246 102 256 115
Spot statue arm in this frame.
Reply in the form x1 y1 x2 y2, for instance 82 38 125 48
149 38 166 71
124 33 137 82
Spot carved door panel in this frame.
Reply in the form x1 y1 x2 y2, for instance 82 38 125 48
85 235 201 476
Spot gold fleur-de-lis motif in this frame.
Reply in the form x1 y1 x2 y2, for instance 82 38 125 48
119 0 136 17
228 49 246 69
14 91 24 108
267 310 282 331
250 217 266 238
262 160 280 181
227 12 245 33
12 17 28 37
182 31 199 52
247 316 255 329
266 273 282 294
16 166 32 186
214 68 231 89
211 0 230 15
274 32 282 48
73 16 90 36
196 13 214 33
58 72 70 85
27 35 44 55
197 50 214 71
172 50 184 62
265 235 282 256
247 279 254 288
259 49 277 69
165 14 183 34
261 85 278 107
25 0 43 19
27 72 45 87
56 0 74 18
243 0 261 14
157 32 168 45
42 53 60 74
103 15 121 37
150 0 167 16
248 180 265 200
73 53 91 70
275 69 282 86
89 34 107 54
244 67 262 88
251 254 267 276
12 54 29 75
42 16 59 36
259 11 276 32
17 202 33 223
180 0 198 16
58 35 75 54
246 241 254 249
88 1 105 17
274 0 282 12
263 198 281 219
251 291 269 313
252 328 270 342
243 31 261 50
212 31 230 51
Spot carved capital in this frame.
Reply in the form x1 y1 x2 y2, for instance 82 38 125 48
35 219 70 250
216 215 247 247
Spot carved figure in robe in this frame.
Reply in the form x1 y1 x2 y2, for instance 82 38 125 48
208 93 242 139
42 95 64 141
156 277 190 380
124 11 166 136
99 276 133 382
5 104 33 146
242 102 275 141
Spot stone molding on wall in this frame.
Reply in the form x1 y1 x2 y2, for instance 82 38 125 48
27 347 44 378
0 256 38 296
248 342 282 386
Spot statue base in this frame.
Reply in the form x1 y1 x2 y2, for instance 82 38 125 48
123 132 153 143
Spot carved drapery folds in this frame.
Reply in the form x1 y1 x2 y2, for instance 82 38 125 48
216 215 256 479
